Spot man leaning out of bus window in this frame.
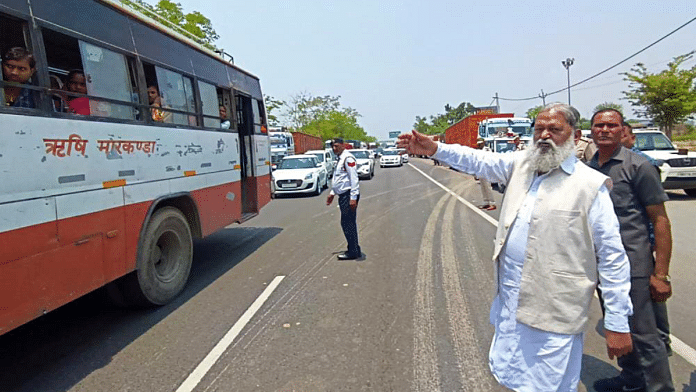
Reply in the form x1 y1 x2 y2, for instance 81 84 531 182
2 47 37 108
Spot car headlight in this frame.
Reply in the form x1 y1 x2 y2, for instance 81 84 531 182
304 173 314 180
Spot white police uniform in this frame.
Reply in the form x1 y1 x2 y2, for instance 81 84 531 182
330 149 361 257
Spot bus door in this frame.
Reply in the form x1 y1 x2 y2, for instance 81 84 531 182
235 92 257 216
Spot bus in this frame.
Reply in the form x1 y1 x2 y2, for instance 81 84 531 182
0 0 271 336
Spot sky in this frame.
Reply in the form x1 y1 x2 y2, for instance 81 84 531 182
188 1 695 140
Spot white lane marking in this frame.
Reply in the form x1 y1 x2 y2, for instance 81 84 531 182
408 162 696 369
175 276 285 392
408 163 497 226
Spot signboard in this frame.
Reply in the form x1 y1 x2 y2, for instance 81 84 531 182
474 106 498 114
388 131 401 139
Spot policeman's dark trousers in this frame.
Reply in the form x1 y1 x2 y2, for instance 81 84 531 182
618 277 674 392
338 192 361 257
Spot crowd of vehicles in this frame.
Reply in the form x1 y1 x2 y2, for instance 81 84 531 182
0 0 271 336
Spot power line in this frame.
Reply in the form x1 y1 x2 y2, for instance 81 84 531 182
497 15 696 102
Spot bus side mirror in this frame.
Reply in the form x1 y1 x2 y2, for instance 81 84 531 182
272 164 277 171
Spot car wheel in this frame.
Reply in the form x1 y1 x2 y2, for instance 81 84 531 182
313 182 321 196
685 188 696 197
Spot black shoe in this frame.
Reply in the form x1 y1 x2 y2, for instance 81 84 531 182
337 253 359 260
593 376 645 392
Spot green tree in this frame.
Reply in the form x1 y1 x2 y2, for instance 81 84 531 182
593 102 624 115
264 95 286 127
623 51 696 139
526 105 543 119
413 101 476 135
578 118 591 130
121 0 219 48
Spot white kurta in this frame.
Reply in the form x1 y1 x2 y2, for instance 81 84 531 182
432 144 632 392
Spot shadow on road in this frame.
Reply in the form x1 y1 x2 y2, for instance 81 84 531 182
0 226 282 392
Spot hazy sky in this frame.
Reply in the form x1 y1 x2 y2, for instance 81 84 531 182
190 1 695 140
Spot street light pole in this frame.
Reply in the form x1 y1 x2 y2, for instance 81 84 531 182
561 58 574 105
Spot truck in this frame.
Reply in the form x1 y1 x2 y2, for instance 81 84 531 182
444 113 515 148
478 117 533 146
291 131 324 155
269 128 295 165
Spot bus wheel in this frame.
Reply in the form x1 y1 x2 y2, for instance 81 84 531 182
126 207 193 306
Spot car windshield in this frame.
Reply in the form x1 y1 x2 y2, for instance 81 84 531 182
635 133 675 151
351 151 370 159
310 153 325 162
495 141 516 153
382 150 399 156
279 157 316 169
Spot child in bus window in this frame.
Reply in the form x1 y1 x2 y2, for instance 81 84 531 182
148 85 171 123
220 105 230 129
2 47 37 108
65 69 90 115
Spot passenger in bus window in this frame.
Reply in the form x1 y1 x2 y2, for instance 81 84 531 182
148 85 171 123
65 70 90 115
2 47 37 108
219 105 230 129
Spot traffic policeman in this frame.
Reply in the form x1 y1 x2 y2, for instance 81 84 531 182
326 138 361 260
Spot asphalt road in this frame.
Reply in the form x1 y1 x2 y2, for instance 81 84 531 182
0 157 694 392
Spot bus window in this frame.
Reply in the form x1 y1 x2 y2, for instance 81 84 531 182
42 29 137 119
252 98 266 134
1 14 39 110
154 66 197 126
217 88 234 131
198 80 220 129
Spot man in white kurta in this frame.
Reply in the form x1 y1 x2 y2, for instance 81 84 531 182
398 103 634 392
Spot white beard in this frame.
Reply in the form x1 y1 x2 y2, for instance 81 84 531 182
528 137 576 173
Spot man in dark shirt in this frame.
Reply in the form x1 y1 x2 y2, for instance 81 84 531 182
2 47 37 108
589 109 674 392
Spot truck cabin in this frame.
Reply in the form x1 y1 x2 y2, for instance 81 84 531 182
479 118 533 140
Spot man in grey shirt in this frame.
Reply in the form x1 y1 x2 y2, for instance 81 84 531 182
589 109 674 392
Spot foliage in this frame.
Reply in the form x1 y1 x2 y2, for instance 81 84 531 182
525 105 543 119
592 102 623 115
623 51 696 139
673 124 696 142
280 92 374 142
264 95 285 127
121 0 219 49
578 118 591 130
413 102 477 135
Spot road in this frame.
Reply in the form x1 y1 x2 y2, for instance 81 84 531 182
1 157 694 392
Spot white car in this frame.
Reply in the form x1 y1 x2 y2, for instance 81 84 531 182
349 149 375 179
398 148 409 163
633 130 696 196
380 149 402 167
272 155 328 196
305 149 335 179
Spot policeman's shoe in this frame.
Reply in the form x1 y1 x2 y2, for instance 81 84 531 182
337 252 359 260
593 376 645 392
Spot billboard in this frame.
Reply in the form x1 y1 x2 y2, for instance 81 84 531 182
388 131 401 139
474 106 499 114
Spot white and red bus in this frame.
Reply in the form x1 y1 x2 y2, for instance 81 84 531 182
0 0 272 336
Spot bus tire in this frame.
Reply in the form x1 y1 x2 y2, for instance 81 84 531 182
125 207 193 306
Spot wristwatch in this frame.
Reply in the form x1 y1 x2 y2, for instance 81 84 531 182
653 274 671 283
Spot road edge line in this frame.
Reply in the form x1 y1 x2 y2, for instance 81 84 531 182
175 275 286 392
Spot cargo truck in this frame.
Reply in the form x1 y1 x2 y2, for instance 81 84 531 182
444 113 515 148
291 132 324 155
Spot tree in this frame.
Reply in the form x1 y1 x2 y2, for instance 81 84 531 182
281 92 374 142
593 102 624 115
121 0 219 48
413 101 476 135
264 95 285 126
623 51 696 139
526 105 543 119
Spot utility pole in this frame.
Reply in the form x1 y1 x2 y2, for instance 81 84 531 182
561 58 574 105
494 92 500 113
538 89 548 106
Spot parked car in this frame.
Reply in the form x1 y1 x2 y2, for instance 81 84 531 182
271 155 328 196
305 149 335 178
633 130 696 196
349 148 375 179
380 149 402 167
